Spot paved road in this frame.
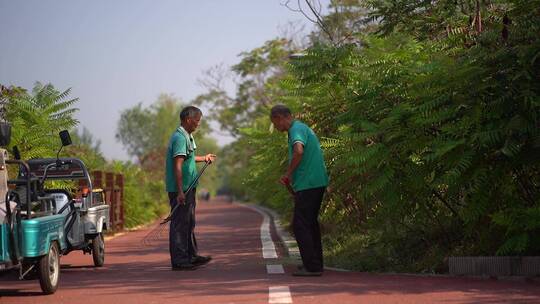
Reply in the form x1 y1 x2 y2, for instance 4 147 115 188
1 197 539 303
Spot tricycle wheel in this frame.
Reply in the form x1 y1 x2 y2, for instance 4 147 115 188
92 233 105 267
38 242 60 294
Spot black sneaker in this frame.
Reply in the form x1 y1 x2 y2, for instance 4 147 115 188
191 255 212 266
171 263 199 271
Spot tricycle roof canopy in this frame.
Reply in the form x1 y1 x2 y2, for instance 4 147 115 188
27 158 89 180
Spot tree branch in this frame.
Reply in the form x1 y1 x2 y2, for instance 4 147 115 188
282 0 336 44
433 190 461 219
304 0 335 43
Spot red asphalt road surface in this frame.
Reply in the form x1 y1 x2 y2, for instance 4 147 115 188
1 196 539 304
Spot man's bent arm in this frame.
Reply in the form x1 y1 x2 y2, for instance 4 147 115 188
174 156 185 193
286 143 304 178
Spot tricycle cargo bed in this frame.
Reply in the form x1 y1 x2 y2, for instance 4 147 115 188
85 205 110 234
20 214 67 258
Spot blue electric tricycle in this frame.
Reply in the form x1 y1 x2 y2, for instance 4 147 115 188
0 130 110 294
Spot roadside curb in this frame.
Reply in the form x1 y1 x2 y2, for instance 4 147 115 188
249 204 300 260
242 205 540 280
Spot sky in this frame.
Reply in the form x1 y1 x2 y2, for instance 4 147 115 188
0 0 324 160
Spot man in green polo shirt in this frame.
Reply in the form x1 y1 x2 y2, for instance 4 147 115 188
165 105 216 271
270 104 329 276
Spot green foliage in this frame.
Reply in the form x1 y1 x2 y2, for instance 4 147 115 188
201 0 540 272
240 116 293 213
5 82 79 159
195 38 295 136
3 82 172 229
116 94 187 162
116 95 220 195
71 129 170 229
66 127 107 170
108 160 168 228
195 136 220 195
366 0 510 41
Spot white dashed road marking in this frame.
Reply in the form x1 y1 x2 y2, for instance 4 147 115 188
266 264 285 274
269 286 293 304
237 203 292 303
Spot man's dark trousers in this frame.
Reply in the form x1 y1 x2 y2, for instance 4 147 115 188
168 189 198 266
293 187 325 272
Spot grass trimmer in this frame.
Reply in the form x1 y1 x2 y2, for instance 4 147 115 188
141 161 211 246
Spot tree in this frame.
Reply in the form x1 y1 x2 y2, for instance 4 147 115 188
75 127 102 154
5 82 78 159
116 94 196 165
195 38 295 137
205 0 540 272
66 127 107 171
116 95 220 193
366 0 513 41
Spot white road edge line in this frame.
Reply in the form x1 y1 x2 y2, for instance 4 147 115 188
261 213 278 259
237 204 278 259
269 286 293 304
235 203 293 303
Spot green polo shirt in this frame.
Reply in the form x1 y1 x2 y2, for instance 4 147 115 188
165 129 198 193
288 120 329 192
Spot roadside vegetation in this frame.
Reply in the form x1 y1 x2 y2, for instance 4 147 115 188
0 84 219 229
196 0 540 272
3 0 538 272
115 94 220 226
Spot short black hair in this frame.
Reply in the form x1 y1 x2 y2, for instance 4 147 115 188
270 104 291 118
180 106 202 122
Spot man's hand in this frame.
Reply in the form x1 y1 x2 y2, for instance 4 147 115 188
176 191 186 205
279 175 291 186
204 154 217 164
279 175 295 197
